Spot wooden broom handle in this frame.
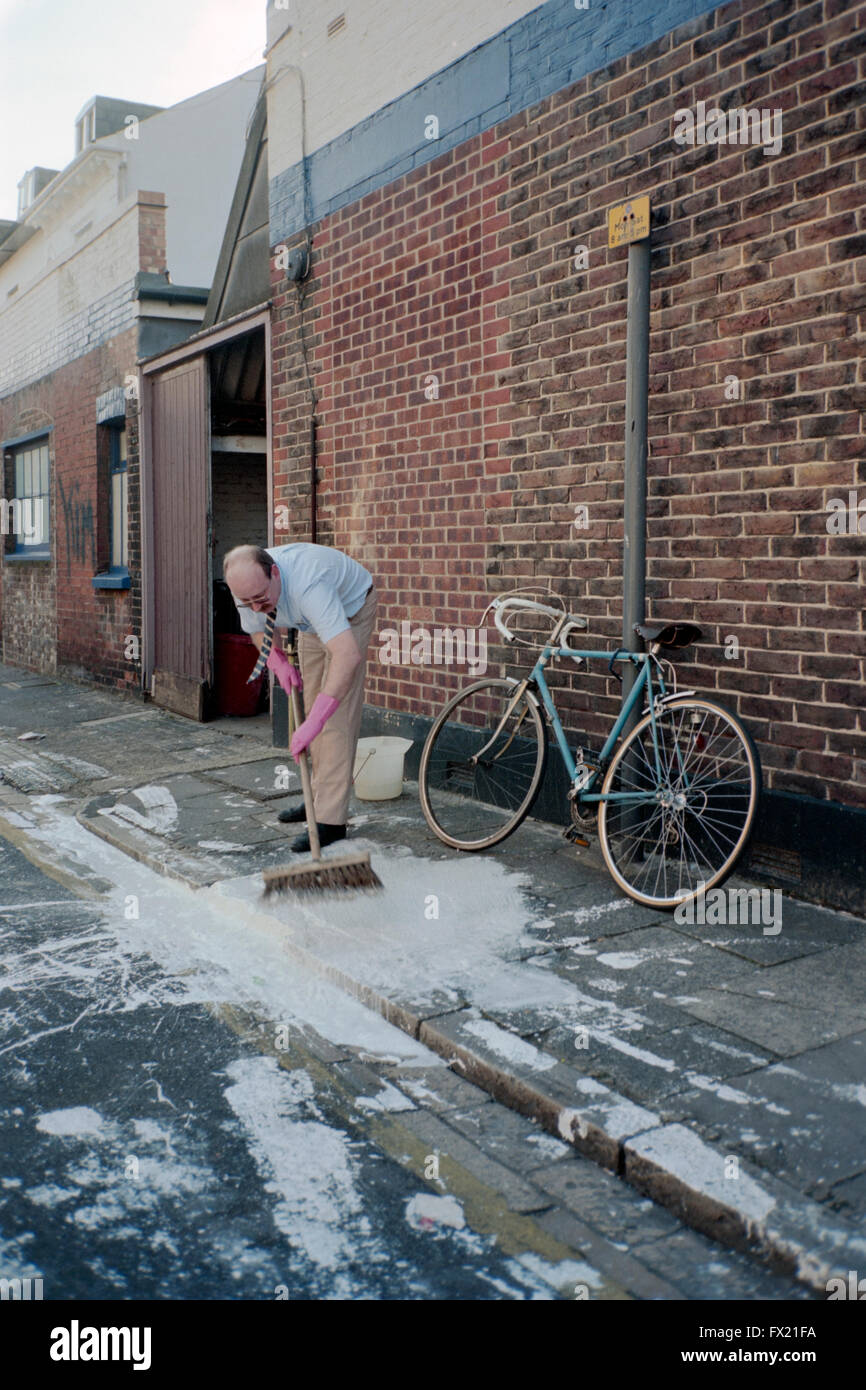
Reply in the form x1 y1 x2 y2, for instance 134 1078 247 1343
286 645 322 862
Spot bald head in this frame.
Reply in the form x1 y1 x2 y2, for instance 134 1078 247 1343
224 544 273 580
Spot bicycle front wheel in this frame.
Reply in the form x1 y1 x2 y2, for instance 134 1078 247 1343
598 696 761 909
419 678 547 850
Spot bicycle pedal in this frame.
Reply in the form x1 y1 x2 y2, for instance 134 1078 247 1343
563 825 591 848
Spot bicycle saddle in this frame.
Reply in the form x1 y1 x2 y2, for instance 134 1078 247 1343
634 622 703 650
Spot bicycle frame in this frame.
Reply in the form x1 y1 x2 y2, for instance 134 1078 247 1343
518 641 670 805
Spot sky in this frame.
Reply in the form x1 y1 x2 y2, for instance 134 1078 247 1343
0 0 267 222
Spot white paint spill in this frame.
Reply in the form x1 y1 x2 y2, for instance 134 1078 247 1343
461 1019 557 1072
564 900 633 925
558 1108 588 1141
10 804 435 1065
222 1056 375 1278
508 1252 604 1292
23 1184 78 1208
587 977 626 993
354 1082 416 1113
591 1032 677 1072
396 1078 445 1107
575 1078 608 1095
686 1075 753 1105
525 1132 570 1160
704 1039 769 1066
36 1106 105 1137
629 1124 777 1224
405 1193 465 1232
567 1080 659 1140
99 788 180 835
209 849 599 1017
0 1233 43 1283
596 952 645 970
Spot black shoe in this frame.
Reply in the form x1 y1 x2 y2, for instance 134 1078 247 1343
290 823 346 853
277 803 308 824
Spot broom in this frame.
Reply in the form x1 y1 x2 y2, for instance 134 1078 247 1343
262 639 382 898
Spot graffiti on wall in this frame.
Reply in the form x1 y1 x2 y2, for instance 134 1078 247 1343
57 477 95 575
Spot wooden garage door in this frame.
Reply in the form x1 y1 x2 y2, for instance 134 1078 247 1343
149 356 211 719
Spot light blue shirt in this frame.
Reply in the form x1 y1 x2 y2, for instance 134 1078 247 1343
235 543 373 644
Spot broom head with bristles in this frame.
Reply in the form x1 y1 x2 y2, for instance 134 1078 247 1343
262 849 383 898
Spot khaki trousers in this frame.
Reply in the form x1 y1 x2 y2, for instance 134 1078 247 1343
296 584 378 824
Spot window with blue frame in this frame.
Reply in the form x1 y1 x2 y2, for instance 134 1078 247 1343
93 420 129 589
110 423 128 569
5 435 50 556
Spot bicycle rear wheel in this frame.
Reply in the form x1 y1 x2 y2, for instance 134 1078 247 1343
597 696 761 909
419 678 547 850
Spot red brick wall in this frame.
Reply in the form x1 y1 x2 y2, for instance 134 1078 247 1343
270 0 866 811
0 327 141 691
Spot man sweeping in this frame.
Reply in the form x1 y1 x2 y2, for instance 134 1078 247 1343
223 543 377 853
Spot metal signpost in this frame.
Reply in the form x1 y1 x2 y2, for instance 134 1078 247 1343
608 195 651 734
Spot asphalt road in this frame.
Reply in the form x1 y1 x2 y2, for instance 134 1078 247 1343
0 824 811 1301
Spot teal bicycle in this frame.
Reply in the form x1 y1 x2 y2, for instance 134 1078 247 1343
418 592 761 910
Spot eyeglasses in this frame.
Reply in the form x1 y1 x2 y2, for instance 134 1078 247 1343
235 586 272 608
234 570 276 608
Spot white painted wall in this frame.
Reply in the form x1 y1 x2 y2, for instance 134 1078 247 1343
94 66 265 287
0 67 264 398
265 0 543 179
0 168 140 399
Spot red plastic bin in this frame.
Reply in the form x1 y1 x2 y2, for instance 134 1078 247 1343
215 633 266 716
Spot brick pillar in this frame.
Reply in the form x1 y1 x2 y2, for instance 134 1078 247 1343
137 191 167 275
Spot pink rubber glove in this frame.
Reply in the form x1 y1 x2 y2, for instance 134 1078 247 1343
290 692 340 761
267 647 303 696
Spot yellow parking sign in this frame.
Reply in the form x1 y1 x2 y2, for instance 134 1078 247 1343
608 195 650 248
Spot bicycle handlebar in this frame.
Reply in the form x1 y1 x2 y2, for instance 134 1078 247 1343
490 595 587 650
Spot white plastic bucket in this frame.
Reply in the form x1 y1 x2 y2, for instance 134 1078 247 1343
353 736 414 800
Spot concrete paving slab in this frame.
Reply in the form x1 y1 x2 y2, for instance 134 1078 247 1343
674 990 866 1055
532 1205 683 1299
520 889 665 940
381 1063 494 1113
665 1032 866 1200
206 759 301 799
0 686 122 728
530 1158 683 1245
520 1018 778 1110
432 1097 574 1175
140 773 224 801
394 1108 552 1214
670 891 864 965
548 924 761 995
828 1168 866 1222
330 1059 419 1114
629 1226 815 1300
708 939 866 1018
0 672 59 688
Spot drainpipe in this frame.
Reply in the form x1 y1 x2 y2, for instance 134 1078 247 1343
310 414 317 545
